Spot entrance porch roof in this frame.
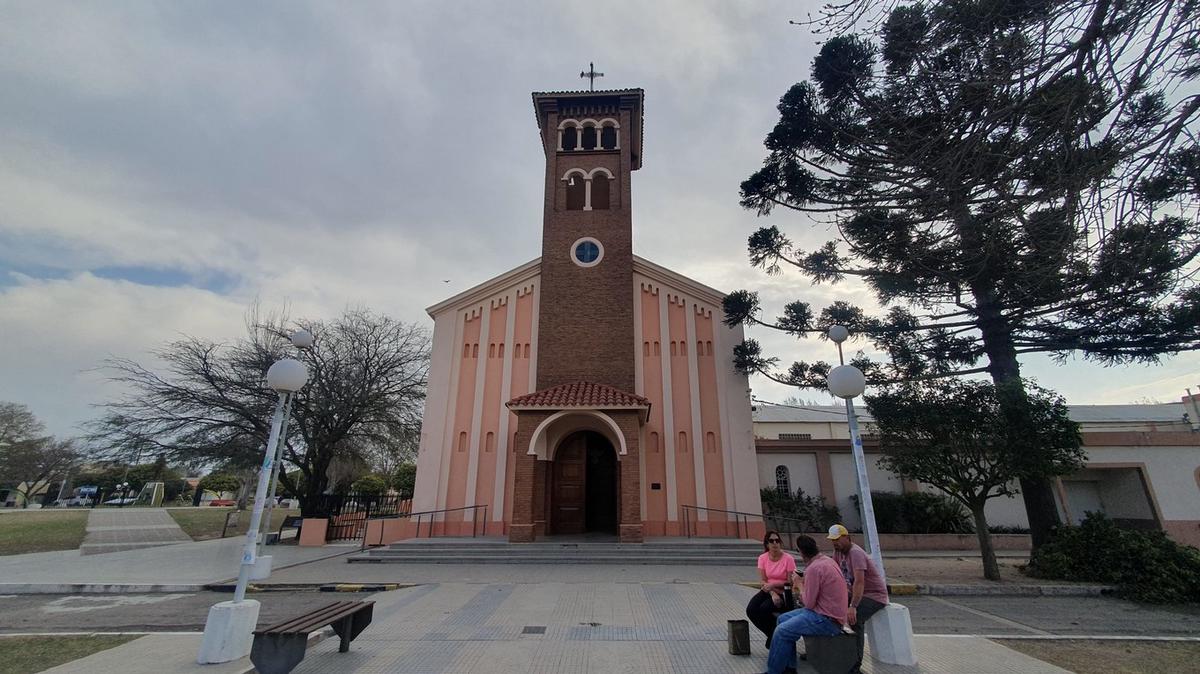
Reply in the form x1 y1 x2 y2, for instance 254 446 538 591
507 381 651 422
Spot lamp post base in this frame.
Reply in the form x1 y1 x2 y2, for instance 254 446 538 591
197 599 260 664
865 602 917 665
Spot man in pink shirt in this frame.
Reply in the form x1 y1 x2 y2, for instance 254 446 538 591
828 524 889 673
760 535 847 674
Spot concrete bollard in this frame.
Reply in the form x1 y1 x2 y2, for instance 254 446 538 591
865 602 918 666
197 599 260 664
727 619 750 655
249 554 273 581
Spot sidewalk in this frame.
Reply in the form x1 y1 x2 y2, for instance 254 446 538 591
0 537 359 593
42 583 1072 673
80 508 191 555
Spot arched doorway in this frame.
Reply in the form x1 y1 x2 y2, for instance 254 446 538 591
550 431 618 535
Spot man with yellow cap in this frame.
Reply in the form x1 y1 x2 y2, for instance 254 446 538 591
827 524 888 673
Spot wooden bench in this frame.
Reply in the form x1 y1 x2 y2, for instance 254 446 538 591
250 600 374 674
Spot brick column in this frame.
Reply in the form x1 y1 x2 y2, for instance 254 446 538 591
509 412 545 543
534 459 548 537
615 410 643 543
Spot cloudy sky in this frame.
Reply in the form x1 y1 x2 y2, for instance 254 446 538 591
2 1 1196 438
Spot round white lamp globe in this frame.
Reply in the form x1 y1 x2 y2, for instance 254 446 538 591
827 364 866 399
266 358 309 392
290 330 314 349
827 325 850 344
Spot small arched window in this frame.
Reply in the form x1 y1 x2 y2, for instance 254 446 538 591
562 126 579 151
649 431 659 453
581 125 597 150
677 431 689 453
458 431 468 453
775 465 791 495
601 125 617 150
485 431 495 453
591 174 610 210
566 173 586 210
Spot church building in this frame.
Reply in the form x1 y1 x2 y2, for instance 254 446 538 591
410 88 761 542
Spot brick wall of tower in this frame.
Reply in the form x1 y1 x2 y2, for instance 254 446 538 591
535 101 636 392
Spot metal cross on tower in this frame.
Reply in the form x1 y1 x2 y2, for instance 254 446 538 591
579 62 604 91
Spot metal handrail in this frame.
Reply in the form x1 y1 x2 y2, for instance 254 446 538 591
680 504 818 545
361 504 490 550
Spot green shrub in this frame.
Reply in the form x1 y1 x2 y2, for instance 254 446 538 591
351 474 388 496
392 463 417 497
851 491 974 534
760 487 841 534
1026 513 1200 604
197 473 241 495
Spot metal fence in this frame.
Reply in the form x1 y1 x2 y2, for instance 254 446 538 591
310 493 413 541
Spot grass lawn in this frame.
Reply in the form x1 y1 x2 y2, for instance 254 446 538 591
997 639 1200 673
168 507 301 541
0 635 137 674
0 510 89 555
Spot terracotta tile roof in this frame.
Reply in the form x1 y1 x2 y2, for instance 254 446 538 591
507 381 651 410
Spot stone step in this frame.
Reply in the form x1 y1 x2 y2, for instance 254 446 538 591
348 553 756 565
350 539 768 565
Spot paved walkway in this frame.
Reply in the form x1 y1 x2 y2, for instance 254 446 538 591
41 584 1072 673
0 536 359 591
80 508 191 555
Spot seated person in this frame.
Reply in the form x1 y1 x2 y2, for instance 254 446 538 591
745 530 796 648
828 524 889 673
760 535 848 674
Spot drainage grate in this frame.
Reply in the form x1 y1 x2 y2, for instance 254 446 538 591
521 626 546 634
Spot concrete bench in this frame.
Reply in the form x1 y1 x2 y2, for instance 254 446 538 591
250 600 374 674
802 633 858 674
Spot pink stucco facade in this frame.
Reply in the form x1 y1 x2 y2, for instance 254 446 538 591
408 257 760 539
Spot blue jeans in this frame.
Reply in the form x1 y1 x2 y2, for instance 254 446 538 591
766 608 841 674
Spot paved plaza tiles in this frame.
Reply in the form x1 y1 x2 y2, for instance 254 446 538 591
48 582 1073 673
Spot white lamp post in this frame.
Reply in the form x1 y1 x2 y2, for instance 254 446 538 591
826 326 918 666
255 329 313 568
198 355 308 664
825 326 886 582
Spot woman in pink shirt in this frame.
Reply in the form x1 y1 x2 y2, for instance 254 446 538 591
746 530 797 647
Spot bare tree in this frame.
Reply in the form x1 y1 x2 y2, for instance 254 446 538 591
91 308 430 515
0 403 79 507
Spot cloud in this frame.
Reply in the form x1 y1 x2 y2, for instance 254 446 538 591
0 273 246 437
0 0 1194 437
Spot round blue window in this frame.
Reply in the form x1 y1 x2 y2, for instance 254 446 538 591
574 240 600 264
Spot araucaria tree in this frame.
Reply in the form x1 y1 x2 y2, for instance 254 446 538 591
867 379 1083 579
92 308 429 514
726 0 1200 547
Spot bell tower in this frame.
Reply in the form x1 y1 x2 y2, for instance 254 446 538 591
530 88 644 392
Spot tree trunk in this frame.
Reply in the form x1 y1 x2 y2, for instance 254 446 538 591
972 505 1001 581
235 468 253 510
973 293 1062 550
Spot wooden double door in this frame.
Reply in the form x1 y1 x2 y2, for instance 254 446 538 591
550 431 618 535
